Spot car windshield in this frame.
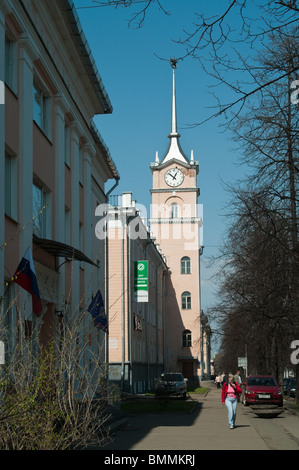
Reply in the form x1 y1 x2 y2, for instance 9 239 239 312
248 377 277 386
162 373 183 381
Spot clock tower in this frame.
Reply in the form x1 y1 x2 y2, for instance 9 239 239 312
149 60 202 383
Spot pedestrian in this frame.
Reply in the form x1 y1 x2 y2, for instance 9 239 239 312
234 370 242 385
220 372 227 386
234 369 242 402
221 374 242 429
215 374 221 388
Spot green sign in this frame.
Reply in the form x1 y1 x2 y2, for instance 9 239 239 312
134 261 148 302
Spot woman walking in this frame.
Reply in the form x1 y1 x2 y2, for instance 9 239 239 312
222 374 242 429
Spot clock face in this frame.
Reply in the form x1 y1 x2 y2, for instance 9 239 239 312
165 168 184 187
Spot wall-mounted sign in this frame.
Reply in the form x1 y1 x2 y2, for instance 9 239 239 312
134 261 148 302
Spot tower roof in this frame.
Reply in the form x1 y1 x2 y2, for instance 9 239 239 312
160 59 189 165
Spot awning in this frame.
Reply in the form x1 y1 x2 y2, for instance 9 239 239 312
33 235 98 269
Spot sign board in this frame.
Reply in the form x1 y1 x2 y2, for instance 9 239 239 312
134 261 148 302
0 341 4 365
238 357 247 368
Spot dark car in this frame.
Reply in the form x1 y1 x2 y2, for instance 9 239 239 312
286 378 296 398
155 372 188 399
283 377 291 395
242 375 283 407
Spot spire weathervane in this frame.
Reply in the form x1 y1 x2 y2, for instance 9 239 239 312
170 57 178 69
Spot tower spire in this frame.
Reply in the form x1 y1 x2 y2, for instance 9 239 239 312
160 58 189 165
170 57 179 137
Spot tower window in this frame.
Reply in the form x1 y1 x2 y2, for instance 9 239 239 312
181 291 191 310
181 256 191 274
182 330 192 347
170 203 179 219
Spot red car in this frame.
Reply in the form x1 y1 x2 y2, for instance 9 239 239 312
242 375 283 407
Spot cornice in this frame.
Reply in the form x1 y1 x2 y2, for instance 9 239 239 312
150 188 200 195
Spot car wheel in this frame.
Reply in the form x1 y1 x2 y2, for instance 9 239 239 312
182 392 187 400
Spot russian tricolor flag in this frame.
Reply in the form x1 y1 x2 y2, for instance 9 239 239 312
13 247 42 315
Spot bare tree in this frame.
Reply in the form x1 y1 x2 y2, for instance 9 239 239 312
87 0 299 122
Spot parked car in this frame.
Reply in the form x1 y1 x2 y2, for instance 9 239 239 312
155 372 188 399
242 375 283 407
286 378 296 398
283 377 291 395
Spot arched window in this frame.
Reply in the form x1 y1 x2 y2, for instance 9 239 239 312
181 291 191 310
182 330 192 347
170 203 179 219
181 256 191 274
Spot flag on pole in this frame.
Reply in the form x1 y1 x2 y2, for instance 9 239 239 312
87 289 108 332
12 247 42 315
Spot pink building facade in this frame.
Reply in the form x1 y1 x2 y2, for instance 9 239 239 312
0 1 119 372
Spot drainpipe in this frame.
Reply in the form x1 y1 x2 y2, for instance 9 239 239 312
127 214 139 393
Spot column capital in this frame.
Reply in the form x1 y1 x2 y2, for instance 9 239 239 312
70 119 84 141
83 143 96 162
18 33 39 63
54 94 69 116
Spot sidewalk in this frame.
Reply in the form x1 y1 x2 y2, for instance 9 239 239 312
95 384 299 451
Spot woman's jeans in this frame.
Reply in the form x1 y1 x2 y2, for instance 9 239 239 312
225 397 238 427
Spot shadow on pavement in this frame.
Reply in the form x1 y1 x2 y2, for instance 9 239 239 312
99 399 204 450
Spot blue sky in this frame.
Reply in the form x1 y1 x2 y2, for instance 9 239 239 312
73 1 253 351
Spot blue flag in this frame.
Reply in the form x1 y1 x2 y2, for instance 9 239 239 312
87 289 108 332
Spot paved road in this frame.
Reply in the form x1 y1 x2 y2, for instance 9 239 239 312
100 383 299 451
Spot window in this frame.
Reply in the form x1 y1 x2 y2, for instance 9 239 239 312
65 208 71 244
181 256 191 274
64 124 70 166
33 184 51 238
5 152 18 220
182 330 192 347
79 222 84 268
170 203 179 219
33 78 51 138
5 34 17 93
79 145 83 184
181 291 192 310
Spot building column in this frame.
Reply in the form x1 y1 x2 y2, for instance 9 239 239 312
0 9 5 298
70 121 81 314
18 34 38 320
54 95 68 312
82 144 95 373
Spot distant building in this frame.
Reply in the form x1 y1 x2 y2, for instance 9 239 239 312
106 192 168 393
0 1 119 369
